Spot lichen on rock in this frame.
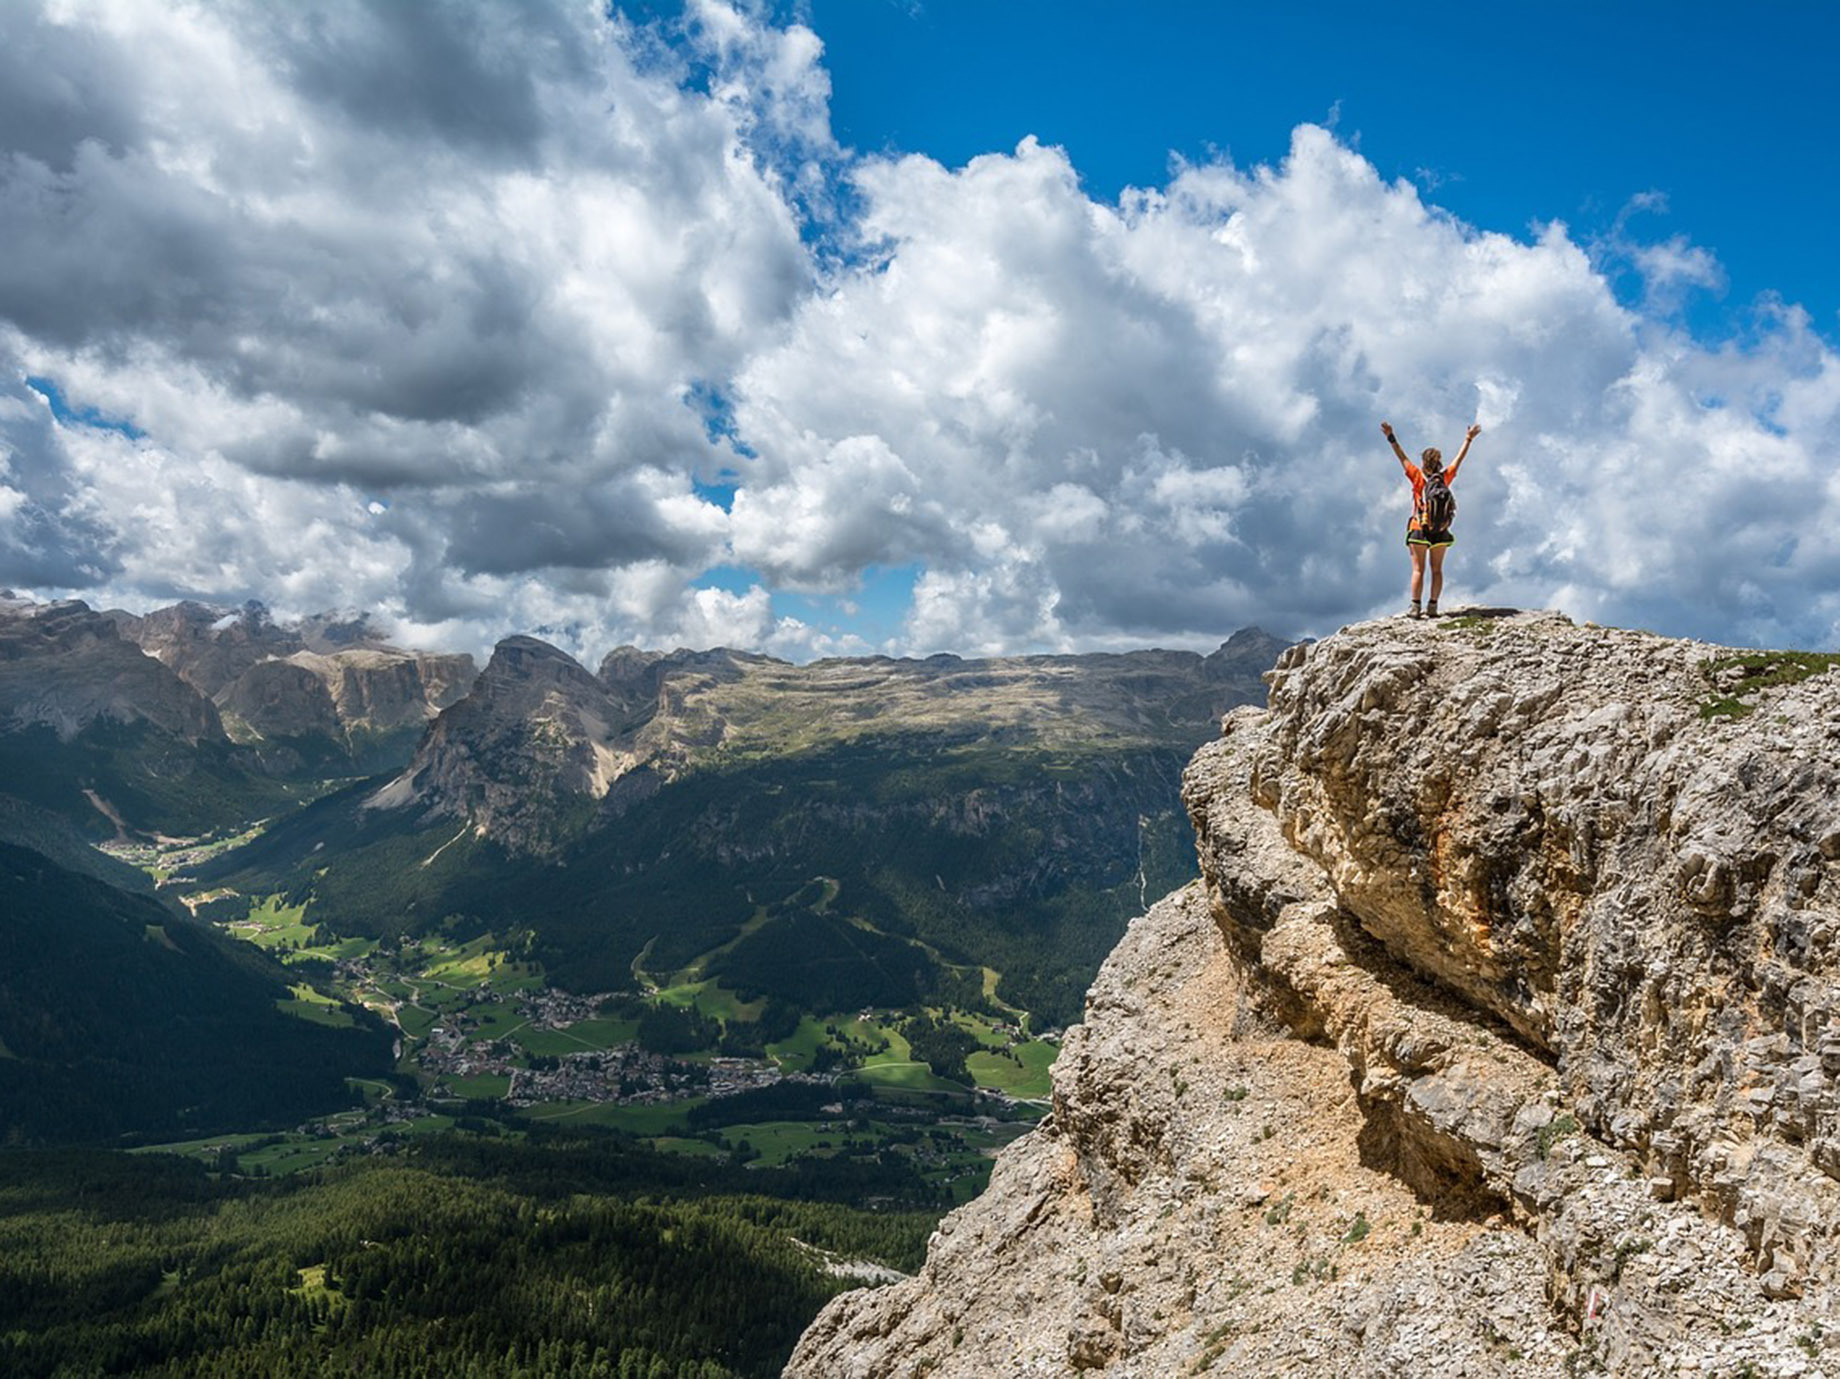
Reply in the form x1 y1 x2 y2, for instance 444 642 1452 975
786 611 1840 1377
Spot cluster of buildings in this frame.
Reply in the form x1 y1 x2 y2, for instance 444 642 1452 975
410 987 792 1107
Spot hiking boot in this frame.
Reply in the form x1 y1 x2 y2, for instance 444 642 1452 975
1407 601 1423 619
1426 601 1439 618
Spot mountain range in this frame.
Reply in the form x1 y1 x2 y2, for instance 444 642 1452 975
0 594 473 837
0 591 1290 1141
199 620 1290 1020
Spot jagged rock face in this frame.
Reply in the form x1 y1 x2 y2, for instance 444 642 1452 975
400 652 477 717
115 600 474 744
1229 611 1840 1299
790 886 1579 1377
292 609 390 652
790 612 1840 1376
370 635 648 852
215 659 342 742
281 649 476 733
114 599 301 698
0 600 222 742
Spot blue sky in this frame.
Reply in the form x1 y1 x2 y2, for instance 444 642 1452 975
2 0 1838 663
801 0 1837 340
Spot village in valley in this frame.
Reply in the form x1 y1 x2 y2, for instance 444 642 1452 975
125 861 1055 1194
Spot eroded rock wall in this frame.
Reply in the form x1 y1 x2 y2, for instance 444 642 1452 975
1224 612 1840 1297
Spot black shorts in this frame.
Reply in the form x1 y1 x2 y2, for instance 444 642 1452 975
1406 528 1454 548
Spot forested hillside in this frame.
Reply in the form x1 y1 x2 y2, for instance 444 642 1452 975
0 843 392 1146
0 1135 934 1379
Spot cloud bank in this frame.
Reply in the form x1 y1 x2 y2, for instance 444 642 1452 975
2 0 1836 661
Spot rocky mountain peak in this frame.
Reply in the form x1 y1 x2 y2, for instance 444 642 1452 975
790 610 1840 1376
112 598 296 697
106 599 473 751
462 635 628 727
0 598 221 743
1206 624 1292 676
292 609 390 652
367 634 652 851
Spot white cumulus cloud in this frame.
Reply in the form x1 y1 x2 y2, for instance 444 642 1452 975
1 2 1836 661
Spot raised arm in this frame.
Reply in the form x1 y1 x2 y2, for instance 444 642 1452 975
1446 422 1482 481
1380 421 1413 473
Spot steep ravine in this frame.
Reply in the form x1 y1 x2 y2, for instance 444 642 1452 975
788 612 1840 1377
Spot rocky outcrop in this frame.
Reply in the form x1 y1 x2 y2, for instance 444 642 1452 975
367 635 653 853
112 600 475 749
215 658 343 743
789 611 1840 1376
0 599 222 742
113 599 305 698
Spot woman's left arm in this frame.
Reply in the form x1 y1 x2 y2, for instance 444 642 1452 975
1447 423 1482 481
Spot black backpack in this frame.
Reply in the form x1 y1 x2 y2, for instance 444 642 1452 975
1421 471 1455 530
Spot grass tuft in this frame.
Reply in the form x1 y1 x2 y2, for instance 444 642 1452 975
1699 650 1840 719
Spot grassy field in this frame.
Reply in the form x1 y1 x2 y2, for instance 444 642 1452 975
507 1017 640 1057
717 1120 842 1167
394 1004 440 1040
854 1060 967 1094
132 1110 461 1177
764 1016 834 1072
441 1073 513 1099
276 983 358 1028
129 1129 278 1160
854 1021 976 1092
561 1015 640 1046
232 894 316 947
965 1043 1056 1098
413 935 541 991
464 1001 531 1041
653 978 765 1023
650 1134 728 1159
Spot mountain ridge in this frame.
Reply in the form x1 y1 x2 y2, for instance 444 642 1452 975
0 595 476 835
0 839 393 1146
368 627 1292 858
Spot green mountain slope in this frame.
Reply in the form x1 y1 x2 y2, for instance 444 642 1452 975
0 1134 935 1379
202 736 1200 1025
0 842 393 1146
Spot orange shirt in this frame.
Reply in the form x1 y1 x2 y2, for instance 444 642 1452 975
1404 463 1457 532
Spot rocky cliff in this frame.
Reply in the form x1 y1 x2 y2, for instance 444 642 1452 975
366 634 656 852
112 599 474 749
788 611 1840 1377
0 598 222 742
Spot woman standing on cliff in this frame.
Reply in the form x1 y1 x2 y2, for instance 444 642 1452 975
1382 420 1481 618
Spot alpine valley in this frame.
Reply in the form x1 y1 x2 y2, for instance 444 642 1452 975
0 590 1286 1378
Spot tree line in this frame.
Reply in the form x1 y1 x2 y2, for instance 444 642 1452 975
0 1135 935 1378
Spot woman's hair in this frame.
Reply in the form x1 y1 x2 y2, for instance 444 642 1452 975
1421 447 1443 472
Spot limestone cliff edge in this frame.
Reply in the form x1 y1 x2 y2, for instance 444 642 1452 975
788 611 1840 1377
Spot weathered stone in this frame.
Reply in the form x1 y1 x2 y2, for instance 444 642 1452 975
787 613 1840 1376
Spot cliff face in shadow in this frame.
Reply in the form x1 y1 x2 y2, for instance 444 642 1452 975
789 611 1840 1377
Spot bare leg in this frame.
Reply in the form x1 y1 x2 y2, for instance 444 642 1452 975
1408 544 1427 609
1428 545 1448 609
